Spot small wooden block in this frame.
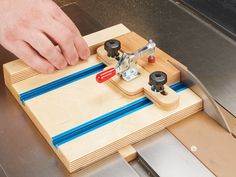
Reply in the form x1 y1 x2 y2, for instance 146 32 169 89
144 85 179 110
3 60 38 85
118 145 137 162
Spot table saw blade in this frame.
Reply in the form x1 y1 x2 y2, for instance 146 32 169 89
168 60 231 132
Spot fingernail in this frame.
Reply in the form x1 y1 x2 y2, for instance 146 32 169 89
81 48 90 60
47 66 55 73
70 58 79 65
58 61 68 69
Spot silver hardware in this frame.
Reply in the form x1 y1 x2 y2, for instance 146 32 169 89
191 145 198 152
116 39 156 81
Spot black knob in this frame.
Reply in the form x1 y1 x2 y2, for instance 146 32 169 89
149 71 167 92
104 39 121 58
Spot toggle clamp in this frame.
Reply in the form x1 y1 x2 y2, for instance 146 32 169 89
96 39 156 83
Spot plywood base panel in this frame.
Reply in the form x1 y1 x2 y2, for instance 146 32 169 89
3 24 204 172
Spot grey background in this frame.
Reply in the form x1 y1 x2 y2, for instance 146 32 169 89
0 1 235 177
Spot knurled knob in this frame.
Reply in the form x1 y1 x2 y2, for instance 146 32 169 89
104 39 121 58
148 71 167 92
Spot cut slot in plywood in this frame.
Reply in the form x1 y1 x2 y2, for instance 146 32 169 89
3 24 203 172
144 85 179 110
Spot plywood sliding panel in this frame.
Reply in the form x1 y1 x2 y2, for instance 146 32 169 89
3 24 203 172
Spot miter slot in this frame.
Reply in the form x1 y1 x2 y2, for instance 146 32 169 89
129 158 158 177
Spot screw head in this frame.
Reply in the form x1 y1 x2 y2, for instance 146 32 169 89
190 145 198 152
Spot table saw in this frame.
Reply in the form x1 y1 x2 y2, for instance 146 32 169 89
1 1 236 177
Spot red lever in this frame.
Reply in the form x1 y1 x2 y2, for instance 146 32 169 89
96 67 116 83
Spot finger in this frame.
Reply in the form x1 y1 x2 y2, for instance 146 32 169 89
10 41 55 73
22 30 67 69
43 20 79 65
50 7 90 59
74 35 90 60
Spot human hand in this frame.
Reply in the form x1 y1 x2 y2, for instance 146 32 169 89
0 0 90 73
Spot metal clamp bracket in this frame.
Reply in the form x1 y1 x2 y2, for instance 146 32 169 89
96 39 156 83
